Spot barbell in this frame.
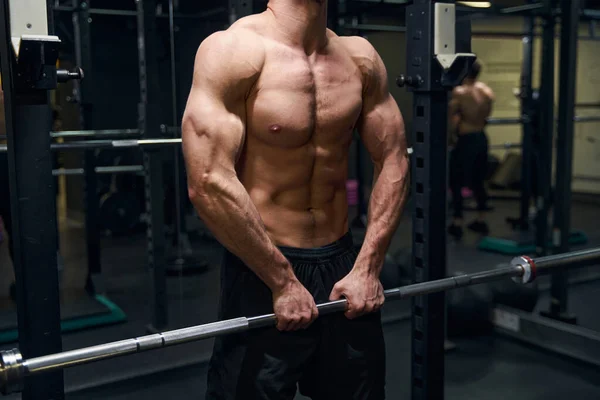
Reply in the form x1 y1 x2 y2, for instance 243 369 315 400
2 247 600 395
0 138 182 153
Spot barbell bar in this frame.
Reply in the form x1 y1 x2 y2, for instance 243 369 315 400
485 116 600 125
2 247 600 395
0 138 182 153
573 175 600 183
52 165 145 176
407 141 522 154
487 117 524 125
50 129 142 139
490 142 523 150
573 115 600 123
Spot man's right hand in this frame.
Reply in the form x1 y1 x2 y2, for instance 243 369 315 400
272 279 319 331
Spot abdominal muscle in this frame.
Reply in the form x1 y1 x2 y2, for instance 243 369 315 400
238 142 350 249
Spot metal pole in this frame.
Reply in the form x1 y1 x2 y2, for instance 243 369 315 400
519 7 535 230
73 0 102 292
0 0 64 397
52 165 145 176
21 268 520 373
487 117 524 125
3 247 600 394
535 247 600 269
228 0 254 22
490 143 522 150
573 115 600 122
50 129 141 138
167 0 186 266
328 0 339 32
137 0 169 331
535 0 556 258
406 1 448 398
0 138 182 152
546 0 581 322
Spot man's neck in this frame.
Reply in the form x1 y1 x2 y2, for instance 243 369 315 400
266 0 328 53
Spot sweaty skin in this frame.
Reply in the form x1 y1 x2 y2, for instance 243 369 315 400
449 80 495 136
182 0 409 329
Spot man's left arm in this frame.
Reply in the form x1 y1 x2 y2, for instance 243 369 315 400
330 42 410 319
448 89 462 146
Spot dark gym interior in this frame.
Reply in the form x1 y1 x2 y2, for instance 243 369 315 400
1 0 600 399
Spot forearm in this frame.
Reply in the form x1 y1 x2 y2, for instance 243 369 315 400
190 172 295 291
355 153 410 276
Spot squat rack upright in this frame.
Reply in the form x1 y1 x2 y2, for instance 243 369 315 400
47 0 222 331
0 0 76 397
0 3 219 380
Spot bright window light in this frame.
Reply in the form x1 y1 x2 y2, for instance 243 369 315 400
458 1 492 8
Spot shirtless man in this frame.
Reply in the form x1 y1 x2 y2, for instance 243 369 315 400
448 60 494 239
182 0 409 398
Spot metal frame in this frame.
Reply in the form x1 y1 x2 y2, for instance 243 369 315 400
0 138 181 152
72 0 102 293
50 129 141 138
405 2 448 398
493 305 600 368
0 0 64 398
52 165 144 176
167 0 187 269
52 5 227 20
339 1 600 41
535 0 556 258
228 0 254 23
136 0 169 331
517 9 535 231
545 0 581 322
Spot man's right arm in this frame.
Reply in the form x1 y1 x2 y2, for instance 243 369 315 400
182 31 317 330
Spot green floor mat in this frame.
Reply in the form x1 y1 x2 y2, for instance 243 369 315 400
478 230 588 255
0 294 126 344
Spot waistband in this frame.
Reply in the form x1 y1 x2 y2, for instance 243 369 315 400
277 231 355 262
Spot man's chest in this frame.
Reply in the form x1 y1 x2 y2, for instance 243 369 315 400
246 48 364 147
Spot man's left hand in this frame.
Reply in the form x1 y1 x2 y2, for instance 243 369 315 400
329 268 385 319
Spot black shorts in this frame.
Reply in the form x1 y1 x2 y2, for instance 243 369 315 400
206 232 386 400
450 131 489 189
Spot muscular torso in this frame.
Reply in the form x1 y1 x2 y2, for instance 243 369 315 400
236 20 364 248
455 82 493 135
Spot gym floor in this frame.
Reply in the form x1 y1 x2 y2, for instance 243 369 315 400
3 196 600 399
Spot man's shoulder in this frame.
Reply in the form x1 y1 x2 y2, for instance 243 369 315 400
337 35 377 62
198 18 266 72
336 35 381 81
202 23 264 54
452 85 467 97
475 81 495 99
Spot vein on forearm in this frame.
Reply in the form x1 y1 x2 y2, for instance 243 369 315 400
190 169 292 290
360 151 410 272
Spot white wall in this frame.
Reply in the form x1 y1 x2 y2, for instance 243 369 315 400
365 16 600 194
